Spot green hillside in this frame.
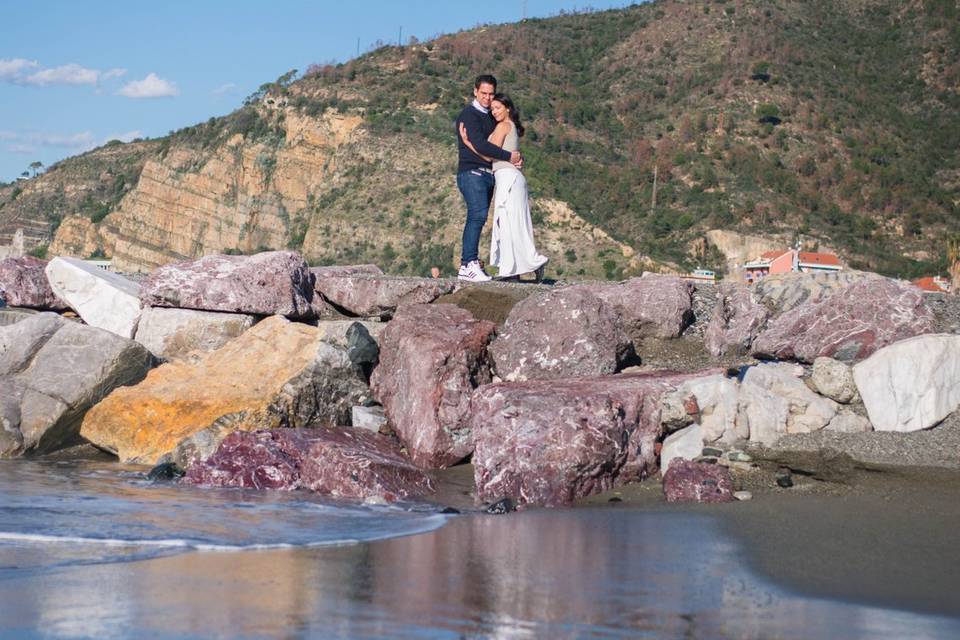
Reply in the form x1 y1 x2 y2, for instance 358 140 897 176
2 0 957 278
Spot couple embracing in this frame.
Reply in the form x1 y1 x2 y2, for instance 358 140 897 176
455 74 548 283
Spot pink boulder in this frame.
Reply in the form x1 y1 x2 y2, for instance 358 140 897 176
140 251 315 317
470 370 720 508
489 286 634 382
0 257 68 310
370 303 496 468
315 275 455 319
704 282 770 357
590 275 694 340
752 277 936 363
662 459 735 503
183 428 434 502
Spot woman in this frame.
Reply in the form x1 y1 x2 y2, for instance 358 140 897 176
459 93 549 281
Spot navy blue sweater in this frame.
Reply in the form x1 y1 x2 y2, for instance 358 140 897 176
455 103 512 173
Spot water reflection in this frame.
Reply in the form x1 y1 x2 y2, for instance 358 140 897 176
1 509 958 639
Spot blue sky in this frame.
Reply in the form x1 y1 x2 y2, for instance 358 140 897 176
1 0 635 182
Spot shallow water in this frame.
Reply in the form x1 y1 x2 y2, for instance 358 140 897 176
0 460 958 639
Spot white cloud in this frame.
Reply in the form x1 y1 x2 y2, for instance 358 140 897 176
3 130 96 155
0 131 16 141
1 59 127 87
23 63 100 86
0 58 39 80
211 82 237 97
118 72 179 98
101 68 127 81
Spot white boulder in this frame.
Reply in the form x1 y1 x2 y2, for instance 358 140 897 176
660 423 703 473
135 307 257 362
853 334 960 432
45 257 142 338
737 363 839 446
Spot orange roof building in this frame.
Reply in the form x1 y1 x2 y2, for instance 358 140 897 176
744 248 842 283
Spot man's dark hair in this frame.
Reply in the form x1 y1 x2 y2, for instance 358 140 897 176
474 74 497 90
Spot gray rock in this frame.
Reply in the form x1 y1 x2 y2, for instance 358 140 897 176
140 250 315 318
0 307 38 327
704 282 770 357
853 334 960 432
46 257 142 338
370 304 495 469
734 490 753 501
752 277 936 363
0 256 69 310
810 357 859 403
0 312 66 375
490 286 634 382
470 370 717 508
0 315 153 457
134 307 257 362
315 274 455 319
590 275 694 341
825 411 873 433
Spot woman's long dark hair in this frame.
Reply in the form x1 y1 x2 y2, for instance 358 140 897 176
493 93 525 138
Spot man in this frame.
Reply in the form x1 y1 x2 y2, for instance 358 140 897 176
455 74 521 282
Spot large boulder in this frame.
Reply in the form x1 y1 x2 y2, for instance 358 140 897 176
663 374 743 443
45 257 142 338
370 304 495 468
315 275 455 319
489 286 634 382
0 313 153 457
752 278 935 363
183 428 433 502
737 363 839 446
662 459 735 503
134 307 257 362
590 275 694 340
470 370 715 508
80 316 372 465
753 270 882 315
704 282 770 357
853 334 960 432
140 251 314 318
660 423 704 473
0 256 68 310
0 308 37 327
810 357 859 404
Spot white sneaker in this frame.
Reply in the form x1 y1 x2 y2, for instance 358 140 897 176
458 260 492 282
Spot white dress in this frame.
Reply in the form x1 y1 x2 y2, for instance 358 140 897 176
490 122 548 278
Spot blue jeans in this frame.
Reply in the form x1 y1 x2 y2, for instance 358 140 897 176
457 170 495 265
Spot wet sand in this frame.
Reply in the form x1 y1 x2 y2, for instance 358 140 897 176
438 461 960 618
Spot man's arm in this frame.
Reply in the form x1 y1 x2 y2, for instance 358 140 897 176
460 111 512 162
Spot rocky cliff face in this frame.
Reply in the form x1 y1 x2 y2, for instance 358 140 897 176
46 101 642 277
